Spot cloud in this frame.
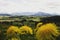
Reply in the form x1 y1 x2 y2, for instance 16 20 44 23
0 0 60 15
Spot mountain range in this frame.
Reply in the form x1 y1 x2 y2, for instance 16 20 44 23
0 12 56 16
33 12 55 16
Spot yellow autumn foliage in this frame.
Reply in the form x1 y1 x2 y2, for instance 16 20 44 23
36 23 59 40
35 22 43 32
7 26 19 35
19 25 33 34
6 26 21 40
36 22 43 27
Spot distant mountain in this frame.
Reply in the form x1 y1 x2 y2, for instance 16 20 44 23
0 12 56 16
0 14 11 16
11 12 35 16
33 12 55 16
11 12 56 16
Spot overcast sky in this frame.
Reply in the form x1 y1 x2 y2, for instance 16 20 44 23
0 0 60 15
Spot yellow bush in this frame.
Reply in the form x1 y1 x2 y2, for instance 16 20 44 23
19 25 33 34
35 23 43 32
7 26 19 35
36 23 43 27
36 23 59 40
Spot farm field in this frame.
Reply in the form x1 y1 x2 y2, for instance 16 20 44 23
0 16 60 40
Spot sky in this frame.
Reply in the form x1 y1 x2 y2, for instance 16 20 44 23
0 0 60 15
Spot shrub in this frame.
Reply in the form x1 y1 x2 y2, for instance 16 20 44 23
35 23 43 32
6 26 20 40
36 23 59 40
7 26 19 35
19 25 33 35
